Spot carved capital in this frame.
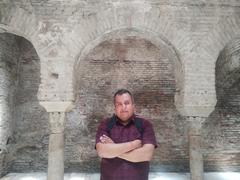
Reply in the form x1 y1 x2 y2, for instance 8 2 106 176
40 101 74 112
186 116 206 136
49 112 65 133
178 105 215 118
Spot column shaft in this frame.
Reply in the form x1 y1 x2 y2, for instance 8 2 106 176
47 112 65 180
40 101 74 180
188 116 204 180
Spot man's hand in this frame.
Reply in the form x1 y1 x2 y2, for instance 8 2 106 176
118 144 155 162
100 135 142 149
131 139 142 149
100 135 114 144
96 135 142 158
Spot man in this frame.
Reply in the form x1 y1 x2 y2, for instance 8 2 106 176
95 89 157 180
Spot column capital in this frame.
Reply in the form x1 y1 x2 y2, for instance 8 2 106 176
177 105 215 118
49 112 65 133
39 101 74 112
186 116 206 136
186 116 206 123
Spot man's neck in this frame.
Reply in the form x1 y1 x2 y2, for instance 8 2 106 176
116 115 135 126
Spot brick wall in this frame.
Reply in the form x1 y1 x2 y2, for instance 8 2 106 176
202 37 240 171
0 33 20 176
66 36 187 172
2 35 49 173
0 0 239 174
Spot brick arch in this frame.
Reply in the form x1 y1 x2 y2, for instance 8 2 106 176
215 37 240 113
0 32 46 175
201 21 240 171
0 4 37 39
0 4 40 56
0 5 61 102
73 28 184 111
67 4 193 61
67 4 198 113
190 16 240 116
200 16 240 62
216 38 240 83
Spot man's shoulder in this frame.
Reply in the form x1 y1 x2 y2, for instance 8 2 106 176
134 115 151 123
99 116 114 125
135 115 146 119
134 115 155 129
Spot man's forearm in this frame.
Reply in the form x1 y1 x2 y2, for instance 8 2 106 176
118 144 155 162
96 140 141 158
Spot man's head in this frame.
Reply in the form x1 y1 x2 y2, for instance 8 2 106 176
114 89 135 123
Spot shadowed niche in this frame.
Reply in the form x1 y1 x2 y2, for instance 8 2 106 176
67 36 187 173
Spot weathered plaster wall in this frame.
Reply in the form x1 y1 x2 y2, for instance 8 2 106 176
8 36 48 173
202 38 240 171
0 33 48 176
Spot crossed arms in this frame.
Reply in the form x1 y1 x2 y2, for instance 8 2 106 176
96 135 155 162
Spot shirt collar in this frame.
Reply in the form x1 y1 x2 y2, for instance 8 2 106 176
115 114 136 126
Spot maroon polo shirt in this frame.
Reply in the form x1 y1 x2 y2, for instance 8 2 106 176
95 115 157 180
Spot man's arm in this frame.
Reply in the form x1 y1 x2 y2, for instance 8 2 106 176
96 138 142 159
118 144 155 162
118 118 157 162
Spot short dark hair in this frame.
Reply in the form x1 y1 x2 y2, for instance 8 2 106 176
114 89 134 104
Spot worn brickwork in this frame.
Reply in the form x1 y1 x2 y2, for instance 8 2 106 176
66 36 187 172
9 37 49 173
0 0 239 176
202 37 240 171
0 33 20 176
203 109 240 172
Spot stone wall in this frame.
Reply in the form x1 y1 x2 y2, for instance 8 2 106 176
9 37 48 173
0 0 239 175
0 33 20 176
0 35 49 175
202 37 240 171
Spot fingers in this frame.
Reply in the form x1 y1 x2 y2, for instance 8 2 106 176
132 139 142 149
100 135 114 144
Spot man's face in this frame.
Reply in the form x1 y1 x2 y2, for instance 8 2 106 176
114 93 135 122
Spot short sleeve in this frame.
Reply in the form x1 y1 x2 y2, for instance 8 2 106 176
142 120 157 148
95 119 110 145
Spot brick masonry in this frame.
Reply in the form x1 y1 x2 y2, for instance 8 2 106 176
0 0 239 175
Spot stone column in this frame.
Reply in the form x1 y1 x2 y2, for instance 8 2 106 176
187 116 205 180
40 101 74 180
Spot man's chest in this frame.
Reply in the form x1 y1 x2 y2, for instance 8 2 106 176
109 125 142 143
